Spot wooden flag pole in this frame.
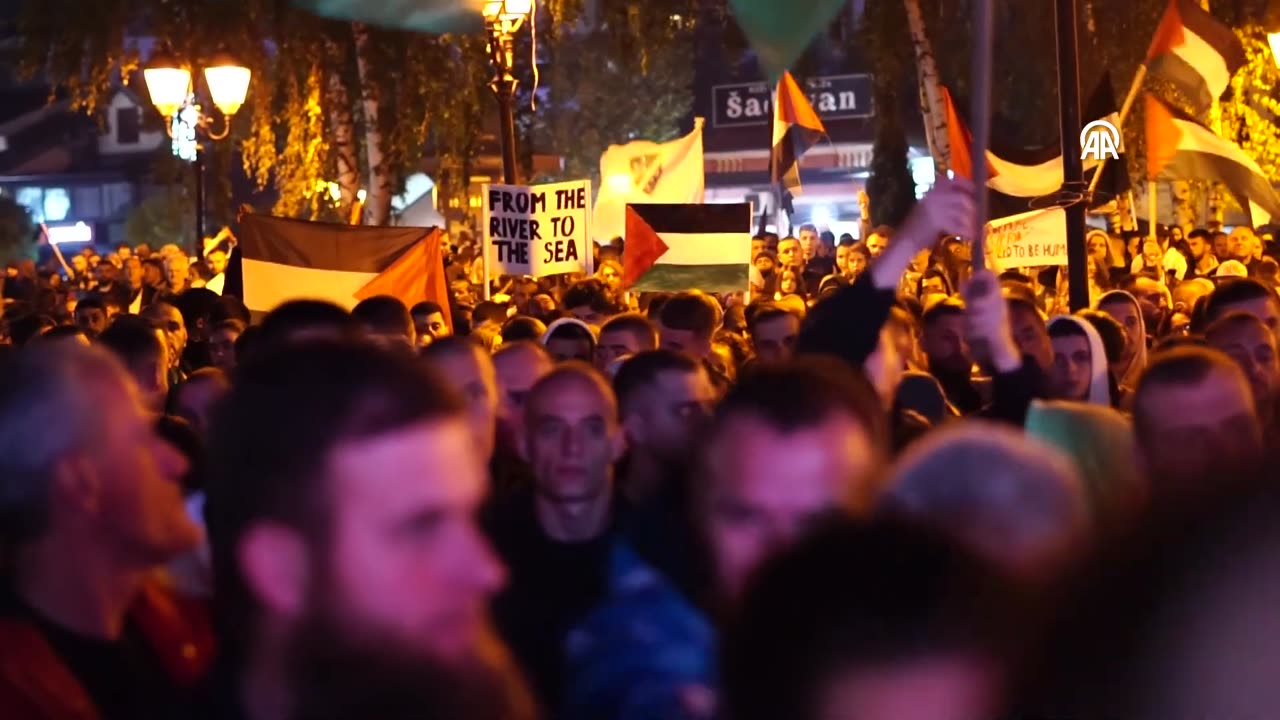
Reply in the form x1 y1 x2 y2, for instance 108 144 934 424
1148 179 1159 244
970 0 994 267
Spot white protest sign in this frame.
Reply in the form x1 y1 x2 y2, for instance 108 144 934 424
984 207 1068 271
483 179 592 278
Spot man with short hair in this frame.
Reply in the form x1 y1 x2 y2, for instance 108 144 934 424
98 316 171 411
865 225 892 258
543 318 597 363
144 301 189 384
563 358 887 720
74 296 109 338
922 299 982 413
169 367 231 436
492 340 555 449
484 364 627 711
0 342 207 718
657 292 720 359
410 300 451 347
596 313 659 370
205 340 524 720
1186 229 1219 279
776 237 801 271
1133 346 1263 499
1204 278 1280 332
747 304 801 364
352 294 415 350
1205 311 1280 433
422 336 501 464
562 278 619 326
208 319 243 372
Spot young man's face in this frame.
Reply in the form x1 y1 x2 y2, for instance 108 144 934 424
798 229 819 260
206 250 229 275
752 314 800 364
319 418 504 662
702 410 876 599
413 312 450 346
75 306 107 336
1138 368 1261 488
429 348 499 462
624 367 715 459
1221 296 1280 335
658 322 710 359
567 304 607 326
1050 334 1092 401
777 240 800 269
209 327 240 371
596 328 643 369
1099 299 1143 367
922 314 970 376
1188 236 1208 260
865 233 887 258
1008 304 1053 372
521 376 624 509
1211 322 1280 408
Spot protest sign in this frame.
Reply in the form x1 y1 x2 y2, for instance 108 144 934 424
984 207 1068 271
483 179 592 279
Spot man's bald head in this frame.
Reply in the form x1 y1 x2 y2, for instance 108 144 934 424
525 362 618 430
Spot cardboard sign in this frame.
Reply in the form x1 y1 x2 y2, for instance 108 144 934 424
985 207 1068 270
483 180 592 278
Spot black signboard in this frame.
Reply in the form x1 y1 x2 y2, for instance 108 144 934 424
711 74 875 128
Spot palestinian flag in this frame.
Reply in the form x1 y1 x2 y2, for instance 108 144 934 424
770 71 827 198
1145 0 1245 115
944 74 1130 217
623 203 752 293
239 214 452 322
1145 93 1280 224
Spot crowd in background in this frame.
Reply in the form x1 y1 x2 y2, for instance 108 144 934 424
4 178 1280 720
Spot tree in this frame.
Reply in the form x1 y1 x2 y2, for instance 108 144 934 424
862 0 917 227
0 196 36 265
123 188 194 250
525 0 711 183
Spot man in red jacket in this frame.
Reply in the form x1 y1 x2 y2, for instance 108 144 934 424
0 342 211 720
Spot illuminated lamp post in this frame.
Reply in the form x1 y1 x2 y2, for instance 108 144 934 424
144 46 251 248
483 0 534 185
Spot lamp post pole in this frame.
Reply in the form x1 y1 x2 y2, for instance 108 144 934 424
489 24 520 185
1055 0 1090 313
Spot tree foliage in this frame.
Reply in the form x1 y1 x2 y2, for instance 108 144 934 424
0 196 36 265
123 187 194 251
862 0 917 226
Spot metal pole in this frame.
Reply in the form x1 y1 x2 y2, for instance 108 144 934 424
970 0 994 265
1055 0 1089 312
489 27 519 186
194 145 206 253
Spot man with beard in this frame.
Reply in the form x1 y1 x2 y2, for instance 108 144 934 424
0 342 208 719
563 358 887 720
1206 311 1280 443
1203 278 1280 333
483 364 627 713
203 340 527 720
921 298 983 414
144 301 190 385
1185 229 1219 279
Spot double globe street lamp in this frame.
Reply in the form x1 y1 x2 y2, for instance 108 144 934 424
143 47 251 247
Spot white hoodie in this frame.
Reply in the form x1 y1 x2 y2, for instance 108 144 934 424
1047 316 1113 406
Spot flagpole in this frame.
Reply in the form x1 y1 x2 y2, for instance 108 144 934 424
1148 179 1158 245
1087 64 1147 196
1056 0 1090 312
970 0 994 267
481 183 492 301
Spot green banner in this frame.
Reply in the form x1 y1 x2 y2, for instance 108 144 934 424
728 0 848 82
292 0 484 33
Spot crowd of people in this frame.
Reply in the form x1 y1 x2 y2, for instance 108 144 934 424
3 177 1280 720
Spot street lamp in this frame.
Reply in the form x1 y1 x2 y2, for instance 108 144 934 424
483 0 534 185
144 46 251 249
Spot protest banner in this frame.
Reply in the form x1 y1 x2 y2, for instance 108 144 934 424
984 207 1068 271
482 180 593 287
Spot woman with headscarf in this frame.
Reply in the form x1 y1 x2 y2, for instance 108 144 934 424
1046 316 1112 406
1094 290 1149 395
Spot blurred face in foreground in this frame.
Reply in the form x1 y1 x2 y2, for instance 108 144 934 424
702 410 875 599
312 419 505 662
817 657 1001 720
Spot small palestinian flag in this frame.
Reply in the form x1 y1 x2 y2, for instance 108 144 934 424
623 203 752 293
770 71 827 198
1145 93 1280 224
1145 0 1245 115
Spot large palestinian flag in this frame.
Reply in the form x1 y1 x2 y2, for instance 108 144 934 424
239 214 451 322
623 203 752 293
1145 93 1280 225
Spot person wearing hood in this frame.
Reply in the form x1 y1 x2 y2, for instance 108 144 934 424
1046 316 1112 406
1096 290 1149 393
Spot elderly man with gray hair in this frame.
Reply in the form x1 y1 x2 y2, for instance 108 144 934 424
881 422 1089 579
0 342 210 718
